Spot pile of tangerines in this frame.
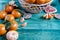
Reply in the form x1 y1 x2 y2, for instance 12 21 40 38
0 4 21 35
25 0 51 4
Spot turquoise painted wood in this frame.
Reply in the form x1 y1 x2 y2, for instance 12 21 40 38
0 0 60 40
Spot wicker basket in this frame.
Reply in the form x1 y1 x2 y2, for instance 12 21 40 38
19 0 53 13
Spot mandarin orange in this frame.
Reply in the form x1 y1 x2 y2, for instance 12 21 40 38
25 0 36 4
12 9 21 18
0 24 6 35
36 0 46 4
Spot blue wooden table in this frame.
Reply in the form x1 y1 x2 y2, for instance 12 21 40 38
0 0 60 40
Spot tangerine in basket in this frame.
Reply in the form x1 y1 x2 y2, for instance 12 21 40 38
36 0 46 4
0 24 6 35
45 0 51 3
25 0 36 4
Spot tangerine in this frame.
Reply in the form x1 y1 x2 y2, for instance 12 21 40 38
45 0 51 3
0 10 7 19
9 21 18 31
12 9 21 18
5 5 14 12
5 14 15 22
0 24 6 35
25 0 36 4
36 0 46 4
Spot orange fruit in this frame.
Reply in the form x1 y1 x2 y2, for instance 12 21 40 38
0 24 6 35
12 9 21 18
25 0 36 4
5 5 14 12
45 0 51 3
0 10 7 19
9 21 18 31
36 0 46 4
5 14 15 22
